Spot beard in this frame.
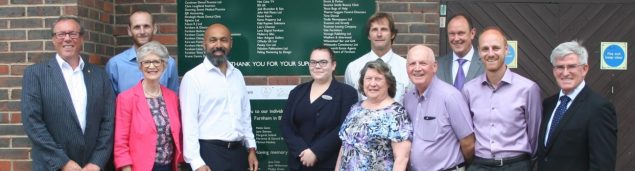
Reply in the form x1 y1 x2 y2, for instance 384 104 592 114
205 47 228 67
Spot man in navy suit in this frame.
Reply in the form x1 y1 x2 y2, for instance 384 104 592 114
21 16 115 171
537 40 617 170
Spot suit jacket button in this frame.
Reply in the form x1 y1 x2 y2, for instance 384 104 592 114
544 157 548 162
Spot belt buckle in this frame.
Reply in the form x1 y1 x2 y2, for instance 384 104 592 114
227 142 232 149
496 158 504 166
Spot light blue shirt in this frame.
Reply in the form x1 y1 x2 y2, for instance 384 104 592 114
105 47 180 94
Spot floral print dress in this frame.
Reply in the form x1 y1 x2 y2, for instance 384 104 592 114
338 101 413 171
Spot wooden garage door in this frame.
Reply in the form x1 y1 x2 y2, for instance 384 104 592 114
441 0 635 170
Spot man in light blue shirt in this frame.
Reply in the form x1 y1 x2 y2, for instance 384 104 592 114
106 10 179 94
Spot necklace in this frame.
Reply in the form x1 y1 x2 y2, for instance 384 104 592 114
142 82 162 98
144 89 162 98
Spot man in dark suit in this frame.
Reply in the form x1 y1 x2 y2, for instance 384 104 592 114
437 13 484 90
537 40 617 170
21 16 115 171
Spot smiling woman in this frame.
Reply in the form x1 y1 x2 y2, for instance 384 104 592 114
114 40 184 171
336 60 413 171
281 45 358 171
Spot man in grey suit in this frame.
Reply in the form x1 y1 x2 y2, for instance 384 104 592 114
21 16 115 171
437 13 484 90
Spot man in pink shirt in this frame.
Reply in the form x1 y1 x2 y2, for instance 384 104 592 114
404 45 475 171
462 27 542 171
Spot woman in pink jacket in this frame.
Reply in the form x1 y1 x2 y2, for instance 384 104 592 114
114 41 183 171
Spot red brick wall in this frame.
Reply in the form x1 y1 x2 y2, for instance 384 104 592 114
0 0 439 170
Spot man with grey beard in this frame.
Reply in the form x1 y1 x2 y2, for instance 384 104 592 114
180 23 259 171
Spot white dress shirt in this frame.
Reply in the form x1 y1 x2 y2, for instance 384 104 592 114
344 49 411 104
55 55 87 133
451 46 475 83
180 57 256 170
544 81 585 145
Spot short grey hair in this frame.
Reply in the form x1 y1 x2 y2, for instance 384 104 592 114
50 15 85 36
358 59 397 98
136 41 169 64
550 40 588 65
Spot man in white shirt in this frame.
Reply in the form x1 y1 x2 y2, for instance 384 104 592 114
436 13 484 90
344 12 411 103
180 23 258 171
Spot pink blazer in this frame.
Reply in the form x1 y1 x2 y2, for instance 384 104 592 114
114 81 183 171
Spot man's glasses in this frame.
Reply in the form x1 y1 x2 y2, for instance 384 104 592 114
52 32 82 39
140 60 164 67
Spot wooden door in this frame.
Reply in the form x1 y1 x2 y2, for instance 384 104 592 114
441 0 635 170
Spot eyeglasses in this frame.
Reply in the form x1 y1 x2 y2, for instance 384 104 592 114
53 32 81 39
553 64 584 72
140 60 164 67
309 60 329 67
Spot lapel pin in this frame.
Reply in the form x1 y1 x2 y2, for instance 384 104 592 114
321 95 332 100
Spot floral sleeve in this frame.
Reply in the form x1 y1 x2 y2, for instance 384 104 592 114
387 104 413 142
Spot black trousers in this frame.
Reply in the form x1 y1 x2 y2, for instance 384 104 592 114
152 162 172 171
199 140 248 171
468 155 531 171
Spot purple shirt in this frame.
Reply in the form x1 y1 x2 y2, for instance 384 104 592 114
462 68 542 159
404 77 474 171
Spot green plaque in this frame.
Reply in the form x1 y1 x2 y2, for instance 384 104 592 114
178 0 376 75
250 100 288 170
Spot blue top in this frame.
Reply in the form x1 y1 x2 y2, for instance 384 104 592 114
106 47 180 94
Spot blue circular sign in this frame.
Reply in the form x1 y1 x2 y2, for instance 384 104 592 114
505 44 515 65
603 45 625 67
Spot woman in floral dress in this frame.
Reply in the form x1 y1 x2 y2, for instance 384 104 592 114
336 60 413 171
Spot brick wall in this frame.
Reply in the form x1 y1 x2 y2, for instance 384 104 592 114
0 0 439 170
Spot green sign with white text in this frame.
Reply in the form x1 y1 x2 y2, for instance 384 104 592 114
250 100 288 170
177 0 376 75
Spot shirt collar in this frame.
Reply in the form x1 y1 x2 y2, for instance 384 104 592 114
125 46 138 62
480 67 512 87
411 76 440 100
369 49 395 62
55 54 85 71
452 46 475 61
558 81 585 101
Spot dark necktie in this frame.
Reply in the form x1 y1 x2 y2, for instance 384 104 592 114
453 58 467 90
547 95 571 145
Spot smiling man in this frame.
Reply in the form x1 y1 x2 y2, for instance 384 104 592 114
22 15 115 171
437 13 484 90
180 23 258 171
344 12 411 104
462 27 542 171
106 10 180 94
403 45 475 171
537 41 616 171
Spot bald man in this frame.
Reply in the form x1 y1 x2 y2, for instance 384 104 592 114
462 27 541 171
403 45 475 171
180 23 259 171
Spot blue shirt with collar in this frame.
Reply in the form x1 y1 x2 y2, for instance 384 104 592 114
106 46 180 94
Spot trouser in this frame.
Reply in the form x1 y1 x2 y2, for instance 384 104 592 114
152 162 172 171
468 154 531 171
199 139 248 171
